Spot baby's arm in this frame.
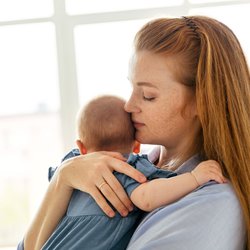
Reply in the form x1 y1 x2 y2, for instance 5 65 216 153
130 160 227 212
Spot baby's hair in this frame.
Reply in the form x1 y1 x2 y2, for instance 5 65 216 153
77 95 135 152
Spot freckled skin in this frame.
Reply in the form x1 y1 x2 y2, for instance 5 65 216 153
125 51 200 160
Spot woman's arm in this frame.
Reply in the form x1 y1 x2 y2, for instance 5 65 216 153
131 160 226 211
23 151 146 250
24 172 73 250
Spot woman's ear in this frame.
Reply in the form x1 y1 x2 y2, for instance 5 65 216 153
76 139 87 155
133 140 141 154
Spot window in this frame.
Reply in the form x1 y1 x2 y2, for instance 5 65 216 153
0 23 59 115
0 0 53 21
189 4 250 62
74 19 147 107
66 0 184 15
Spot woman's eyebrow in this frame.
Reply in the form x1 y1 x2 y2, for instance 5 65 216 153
126 77 157 88
137 82 157 88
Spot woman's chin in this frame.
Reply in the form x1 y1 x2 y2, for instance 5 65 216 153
135 133 152 145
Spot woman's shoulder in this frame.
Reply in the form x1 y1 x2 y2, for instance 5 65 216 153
149 182 242 221
171 182 244 223
128 182 246 250
190 181 242 212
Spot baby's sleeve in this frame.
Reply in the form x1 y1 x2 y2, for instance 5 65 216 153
114 154 177 197
17 240 24 250
48 148 81 181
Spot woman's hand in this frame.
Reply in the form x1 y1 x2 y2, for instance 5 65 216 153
191 160 227 186
24 151 146 250
57 151 147 217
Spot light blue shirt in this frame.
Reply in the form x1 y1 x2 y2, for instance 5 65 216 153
127 154 246 250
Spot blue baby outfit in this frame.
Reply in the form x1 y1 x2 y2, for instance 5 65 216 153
42 149 176 250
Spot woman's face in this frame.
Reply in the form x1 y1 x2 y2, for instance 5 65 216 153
125 51 200 158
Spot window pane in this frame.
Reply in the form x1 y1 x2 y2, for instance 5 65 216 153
189 4 250 63
0 22 63 247
0 0 53 21
0 113 63 246
66 0 183 15
74 20 147 107
0 23 59 115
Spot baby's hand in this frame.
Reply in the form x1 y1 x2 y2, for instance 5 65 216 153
191 160 227 186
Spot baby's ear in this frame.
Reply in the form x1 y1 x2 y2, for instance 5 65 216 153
76 139 87 155
133 140 141 154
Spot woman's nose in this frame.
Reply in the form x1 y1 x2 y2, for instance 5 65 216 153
124 95 140 113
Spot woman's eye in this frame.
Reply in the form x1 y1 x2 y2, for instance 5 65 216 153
143 96 155 101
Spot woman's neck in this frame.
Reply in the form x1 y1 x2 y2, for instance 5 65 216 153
157 145 198 171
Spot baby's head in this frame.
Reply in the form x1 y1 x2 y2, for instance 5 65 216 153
76 95 140 154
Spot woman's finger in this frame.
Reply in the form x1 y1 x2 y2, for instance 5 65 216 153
98 179 129 217
90 187 116 217
103 170 134 213
103 156 147 183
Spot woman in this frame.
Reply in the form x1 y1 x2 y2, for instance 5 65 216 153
22 16 249 249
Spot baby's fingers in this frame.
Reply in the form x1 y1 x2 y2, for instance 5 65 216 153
211 174 224 184
210 169 227 184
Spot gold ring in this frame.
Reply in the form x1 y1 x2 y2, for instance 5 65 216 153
98 181 107 189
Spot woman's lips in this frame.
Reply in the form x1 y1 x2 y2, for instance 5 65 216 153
133 121 145 128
